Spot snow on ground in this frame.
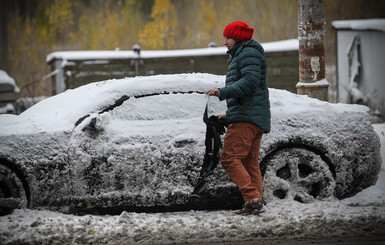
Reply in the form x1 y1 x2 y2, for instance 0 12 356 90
0 124 384 244
1 200 384 245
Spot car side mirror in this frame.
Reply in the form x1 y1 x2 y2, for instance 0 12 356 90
82 117 98 133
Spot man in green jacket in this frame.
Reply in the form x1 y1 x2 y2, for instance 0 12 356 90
205 21 271 215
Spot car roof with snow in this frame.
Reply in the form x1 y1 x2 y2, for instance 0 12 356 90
0 73 369 136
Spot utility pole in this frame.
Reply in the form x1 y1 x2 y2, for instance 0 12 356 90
296 0 329 101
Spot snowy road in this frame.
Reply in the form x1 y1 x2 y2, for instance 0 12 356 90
0 200 384 244
0 124 384 245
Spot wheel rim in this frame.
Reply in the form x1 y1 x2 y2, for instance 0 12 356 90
0 163 28 215
263 147 335 203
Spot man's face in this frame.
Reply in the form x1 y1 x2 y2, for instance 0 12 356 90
224 37 237 50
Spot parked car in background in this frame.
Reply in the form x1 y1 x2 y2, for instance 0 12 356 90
0 73 381 215
0 70 19 114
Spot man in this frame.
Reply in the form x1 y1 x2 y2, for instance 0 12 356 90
205 21 271 215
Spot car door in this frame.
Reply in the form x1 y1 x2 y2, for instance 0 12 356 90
67 92 227 209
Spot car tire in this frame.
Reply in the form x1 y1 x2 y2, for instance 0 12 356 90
262 147 336 203
0 162 29 215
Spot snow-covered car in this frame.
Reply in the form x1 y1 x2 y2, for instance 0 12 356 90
0 73 382 215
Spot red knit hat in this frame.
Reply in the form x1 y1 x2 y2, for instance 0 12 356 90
223 21 254 40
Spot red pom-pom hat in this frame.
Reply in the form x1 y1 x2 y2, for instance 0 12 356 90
223 21 254 41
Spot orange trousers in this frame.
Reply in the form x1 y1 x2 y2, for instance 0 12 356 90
220 122 264 203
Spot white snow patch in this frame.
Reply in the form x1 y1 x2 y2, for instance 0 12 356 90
332 18 385 32
46 39 299 63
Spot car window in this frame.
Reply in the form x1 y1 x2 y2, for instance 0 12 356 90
109 93 226 121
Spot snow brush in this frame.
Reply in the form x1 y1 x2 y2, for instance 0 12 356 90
192 96 226 195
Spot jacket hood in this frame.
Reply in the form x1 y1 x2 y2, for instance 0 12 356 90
228 39 264 58
243 39 264 56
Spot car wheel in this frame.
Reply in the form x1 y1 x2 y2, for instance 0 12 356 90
262 147 335 203
0 162 29 215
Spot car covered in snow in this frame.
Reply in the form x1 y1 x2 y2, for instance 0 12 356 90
0 73 382 215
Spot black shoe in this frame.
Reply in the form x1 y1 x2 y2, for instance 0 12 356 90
237 198 266 215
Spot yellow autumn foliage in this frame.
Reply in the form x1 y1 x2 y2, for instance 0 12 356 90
4 0 381 97
139 0 177 49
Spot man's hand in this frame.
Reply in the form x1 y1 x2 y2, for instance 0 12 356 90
205 88 221 97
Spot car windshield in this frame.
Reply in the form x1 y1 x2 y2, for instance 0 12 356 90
109 93 226 121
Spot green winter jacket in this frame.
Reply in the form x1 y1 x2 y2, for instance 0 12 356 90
219 39 271 133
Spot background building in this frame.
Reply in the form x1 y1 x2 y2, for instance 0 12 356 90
333 19 385 122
